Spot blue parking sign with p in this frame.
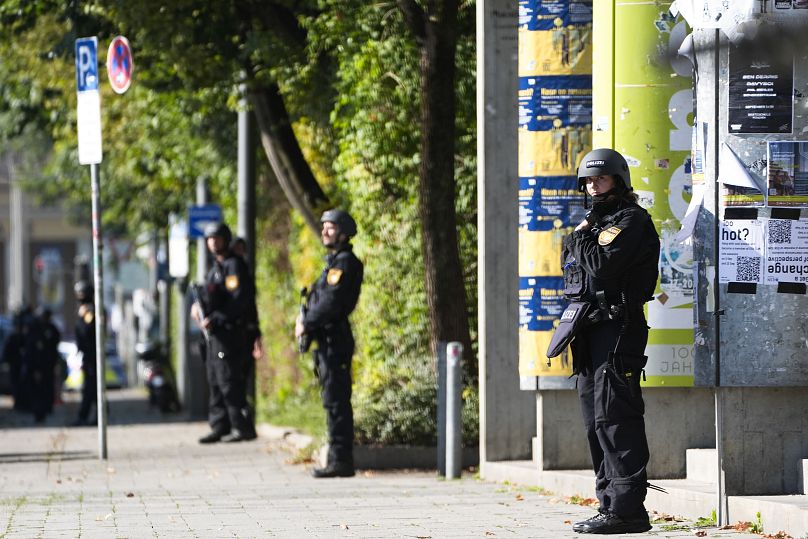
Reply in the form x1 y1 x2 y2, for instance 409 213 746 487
75 37 99 92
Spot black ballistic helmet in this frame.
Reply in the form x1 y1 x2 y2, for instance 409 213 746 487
203 222 232 245
74 280 94 302
577 148 632 192
320 209 357 237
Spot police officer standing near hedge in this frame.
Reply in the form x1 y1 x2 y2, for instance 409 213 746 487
296 209 364 478
562 148 660 534
194 222 257 444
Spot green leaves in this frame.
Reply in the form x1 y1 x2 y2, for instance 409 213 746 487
1 0 480 446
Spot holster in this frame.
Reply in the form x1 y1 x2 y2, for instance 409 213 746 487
546 301 592 359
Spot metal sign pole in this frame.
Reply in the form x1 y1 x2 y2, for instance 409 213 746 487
75 35 106 460
712 28 726 526
91 162 108 460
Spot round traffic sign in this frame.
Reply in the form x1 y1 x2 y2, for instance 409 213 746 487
107 36 133 94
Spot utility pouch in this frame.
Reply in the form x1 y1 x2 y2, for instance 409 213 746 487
561 244 588 299
608 350 648 398
546 301 592 359
562 263 586 299
609 350 648 374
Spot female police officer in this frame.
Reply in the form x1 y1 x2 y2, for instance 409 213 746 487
562 148 660 534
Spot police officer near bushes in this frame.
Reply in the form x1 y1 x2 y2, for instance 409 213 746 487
562 148 660 534
194 222 257 444
295 209 364 478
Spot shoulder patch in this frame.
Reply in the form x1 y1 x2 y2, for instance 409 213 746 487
598 226 622 246
83 312 94 324
225 275 239 291
327 268 343 285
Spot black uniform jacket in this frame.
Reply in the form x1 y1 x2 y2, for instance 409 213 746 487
303 245 364 337
205 253 256 337
76 303 97 375
562 201 660 306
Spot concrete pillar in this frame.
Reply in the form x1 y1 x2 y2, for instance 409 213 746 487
7 154 29 310
477 0 536 466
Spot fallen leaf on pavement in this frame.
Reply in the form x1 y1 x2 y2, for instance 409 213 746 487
694 531 707 537
125 492 134 498
563 520 572 524
515 494 524 501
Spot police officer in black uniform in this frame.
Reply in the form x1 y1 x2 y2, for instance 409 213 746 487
195 222 257 444
26 306 61 423
2 307 30 411
74 281 98 426
295 209 364 478
562 148 660 534
231 236 263 434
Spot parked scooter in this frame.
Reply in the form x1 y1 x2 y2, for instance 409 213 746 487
135 341 179 413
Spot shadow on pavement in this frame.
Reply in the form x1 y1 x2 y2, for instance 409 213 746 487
0 450 95 464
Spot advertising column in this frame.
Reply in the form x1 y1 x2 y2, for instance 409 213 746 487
518 0 592 380
609 2 694 386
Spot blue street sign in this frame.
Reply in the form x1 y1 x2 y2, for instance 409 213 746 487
75 37 99 92
188 204 223 239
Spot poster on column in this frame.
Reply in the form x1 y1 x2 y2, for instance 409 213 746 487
519 177 585 231
518 176 585 278
518 0 593 77
718 219 765 284
764 219 808 284
518 276 571 376
519 130 589 177
727 42 794 134
767 141 808 207
518 76 592 176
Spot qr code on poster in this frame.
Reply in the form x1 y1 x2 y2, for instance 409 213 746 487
768 220 792 244
736 256 761 282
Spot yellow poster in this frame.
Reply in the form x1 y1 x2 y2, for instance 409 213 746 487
518 228 566 277
519 25 593 77
518 128 590 177
519 328 573 376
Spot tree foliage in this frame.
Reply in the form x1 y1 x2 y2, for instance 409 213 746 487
0 0 479 446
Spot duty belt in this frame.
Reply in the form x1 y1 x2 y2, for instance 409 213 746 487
587 291 641 324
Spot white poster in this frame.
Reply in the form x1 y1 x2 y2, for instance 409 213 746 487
718 219 765 283
764 219 808 284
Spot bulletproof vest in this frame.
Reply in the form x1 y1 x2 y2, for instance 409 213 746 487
205 260 229 311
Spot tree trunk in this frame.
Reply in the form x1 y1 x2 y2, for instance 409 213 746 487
402 0 474 377
249 83 329 233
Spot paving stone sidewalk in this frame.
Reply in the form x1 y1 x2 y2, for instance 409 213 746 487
0 389 759 538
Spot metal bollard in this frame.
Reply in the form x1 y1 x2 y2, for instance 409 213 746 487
436 342 447 476
445 342 463 479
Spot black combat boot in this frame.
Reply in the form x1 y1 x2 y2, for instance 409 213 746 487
198 431 226 444
311 461 355 478
572 509 609 533
574 510 651 534
221 429 257 443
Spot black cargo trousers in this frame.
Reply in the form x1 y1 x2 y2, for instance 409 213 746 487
314 321 355 466
206 328 251 436
572 308 649 518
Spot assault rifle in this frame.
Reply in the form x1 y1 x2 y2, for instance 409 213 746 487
190 283 210 342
